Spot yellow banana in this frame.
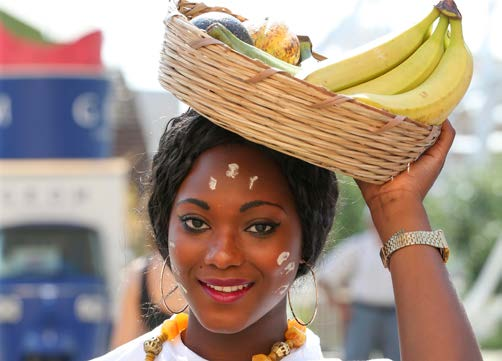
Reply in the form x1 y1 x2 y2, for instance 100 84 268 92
339 15 449 95
351 18 473 126
298 7 440 92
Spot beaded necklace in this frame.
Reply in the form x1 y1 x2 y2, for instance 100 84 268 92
143 313 307 361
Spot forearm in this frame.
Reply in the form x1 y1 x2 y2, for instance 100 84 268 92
369 195 482 361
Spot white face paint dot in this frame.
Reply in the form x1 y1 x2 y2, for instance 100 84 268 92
282 261 296 275
209 176 217 190
168 241 176 249
277 251 290 266
249 176 259 190
225 163 239 179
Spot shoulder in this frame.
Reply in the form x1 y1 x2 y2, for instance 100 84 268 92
92 320 204 361
91 328 156 361
286 328 324 360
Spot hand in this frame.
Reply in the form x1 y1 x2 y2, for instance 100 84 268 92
356 120 455 241
356 120 456 209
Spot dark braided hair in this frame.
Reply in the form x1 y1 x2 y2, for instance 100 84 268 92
148 109 339 277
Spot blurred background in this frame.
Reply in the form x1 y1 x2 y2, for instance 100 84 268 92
0 0 500 360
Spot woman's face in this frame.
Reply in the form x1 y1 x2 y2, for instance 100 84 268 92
168 144 302 333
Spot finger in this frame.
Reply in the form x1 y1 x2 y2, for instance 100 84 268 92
412 120 455 180
425 119 456 158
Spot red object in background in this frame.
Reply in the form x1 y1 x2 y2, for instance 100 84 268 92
0 23 103 68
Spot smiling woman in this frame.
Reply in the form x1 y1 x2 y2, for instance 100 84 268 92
90 108 483 361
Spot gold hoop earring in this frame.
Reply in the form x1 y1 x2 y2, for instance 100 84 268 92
160 257 188 314
287 262 318 327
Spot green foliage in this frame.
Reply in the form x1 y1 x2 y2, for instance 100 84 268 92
425 156 502 288
480 321 502 349
0 9 50 43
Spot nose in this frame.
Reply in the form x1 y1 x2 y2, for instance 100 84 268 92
204 230 244 269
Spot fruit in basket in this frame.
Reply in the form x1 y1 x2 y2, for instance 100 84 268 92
245 18 300 65
349 15 473 126
190 11 253 45
339 14 449 95
298 7 440 92
206 23 301 76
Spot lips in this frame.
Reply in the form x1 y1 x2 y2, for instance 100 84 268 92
199 279 254 303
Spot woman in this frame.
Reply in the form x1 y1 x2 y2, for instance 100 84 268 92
95 109 482 360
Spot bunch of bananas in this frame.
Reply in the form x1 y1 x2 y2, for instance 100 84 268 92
205 0 472 126
303 0 473 126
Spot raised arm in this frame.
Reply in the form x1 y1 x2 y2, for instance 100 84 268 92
356 120 482 361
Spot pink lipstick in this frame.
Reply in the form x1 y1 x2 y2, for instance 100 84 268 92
199 279 253 303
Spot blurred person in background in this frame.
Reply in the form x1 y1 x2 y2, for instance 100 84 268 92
109 251 186 348
319 209 400 361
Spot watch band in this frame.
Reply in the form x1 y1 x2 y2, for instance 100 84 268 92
380 229 449 268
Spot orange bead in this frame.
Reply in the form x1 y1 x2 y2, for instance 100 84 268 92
287 319 306 332
284 325 306 348
161 319 179 341
252 354 272 361
174 313 189 332
268 352 278 361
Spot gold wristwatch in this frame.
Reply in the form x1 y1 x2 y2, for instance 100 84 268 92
380 229 449 268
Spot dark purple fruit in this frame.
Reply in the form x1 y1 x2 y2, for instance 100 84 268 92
190 11 253 45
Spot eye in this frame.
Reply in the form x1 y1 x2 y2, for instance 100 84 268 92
180 216 210 232
245 222 279 236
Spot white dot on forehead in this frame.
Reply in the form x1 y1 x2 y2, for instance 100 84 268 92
225 163 239 179
209 176 217 190
249 176 259 190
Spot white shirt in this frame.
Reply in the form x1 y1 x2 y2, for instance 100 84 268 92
92 323 328 361
319 231 395 307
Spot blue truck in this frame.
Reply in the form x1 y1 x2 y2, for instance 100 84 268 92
0 224 110 360
0 158 129 361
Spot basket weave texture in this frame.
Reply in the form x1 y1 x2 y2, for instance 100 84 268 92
159 0 441 184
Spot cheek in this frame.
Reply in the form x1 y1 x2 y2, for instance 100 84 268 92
167 218 196 276
265 241 302 292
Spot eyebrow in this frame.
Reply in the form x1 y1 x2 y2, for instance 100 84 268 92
240 200 286 213
177 198 210 210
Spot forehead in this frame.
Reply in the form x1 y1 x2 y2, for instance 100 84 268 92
176 144 292 199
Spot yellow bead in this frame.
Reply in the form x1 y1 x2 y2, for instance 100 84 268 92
271 341 290 358
143 336 163 356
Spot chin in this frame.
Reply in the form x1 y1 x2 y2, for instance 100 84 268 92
193 308 255 334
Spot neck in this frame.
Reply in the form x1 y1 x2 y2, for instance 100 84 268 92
183 298 289 361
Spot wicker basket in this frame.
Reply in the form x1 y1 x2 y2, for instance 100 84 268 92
158 0 441 184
